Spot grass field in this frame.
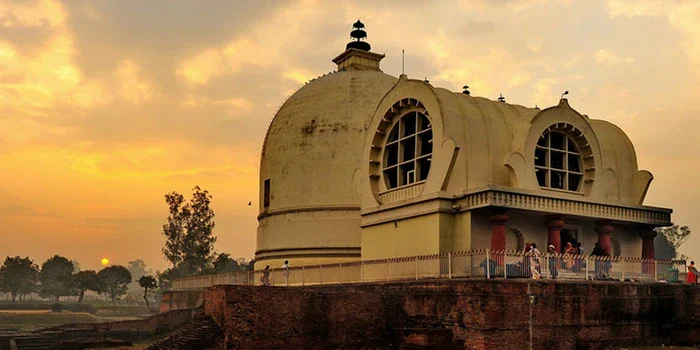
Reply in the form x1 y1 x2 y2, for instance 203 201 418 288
0 310 99 332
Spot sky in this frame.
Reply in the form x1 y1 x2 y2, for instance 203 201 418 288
1 0 699 272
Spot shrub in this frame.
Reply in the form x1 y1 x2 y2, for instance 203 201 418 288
50 303 63 313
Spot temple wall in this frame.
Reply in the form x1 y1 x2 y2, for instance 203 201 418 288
187 280 700 349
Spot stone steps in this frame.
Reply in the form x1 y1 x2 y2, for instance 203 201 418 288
146 314 223 350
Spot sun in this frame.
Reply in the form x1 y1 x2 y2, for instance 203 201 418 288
101 258 109 266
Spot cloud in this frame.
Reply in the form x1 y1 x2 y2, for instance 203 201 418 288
605 0 700 69
115 60 158 103
594 48 636 67
2 0 700 269
283 69 315 84
176 48 226 86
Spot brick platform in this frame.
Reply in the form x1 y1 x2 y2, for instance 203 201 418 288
160 279 700 349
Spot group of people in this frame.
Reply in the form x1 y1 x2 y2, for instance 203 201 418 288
522 241 599 280
260 260 291 286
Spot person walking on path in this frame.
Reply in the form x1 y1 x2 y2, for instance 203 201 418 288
281 260 291 286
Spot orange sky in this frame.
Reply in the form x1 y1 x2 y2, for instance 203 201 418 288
1 0 700 271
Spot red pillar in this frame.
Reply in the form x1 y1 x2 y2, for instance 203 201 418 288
596 221 613 256
489 213 509 252
640 230 657 274
545 215 565 253
640 231 657 260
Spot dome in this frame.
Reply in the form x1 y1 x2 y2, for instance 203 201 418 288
256 69 397 267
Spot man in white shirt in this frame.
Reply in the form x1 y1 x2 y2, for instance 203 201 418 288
281 260 290 286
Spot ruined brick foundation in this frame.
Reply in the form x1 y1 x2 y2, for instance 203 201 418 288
160 279 700 349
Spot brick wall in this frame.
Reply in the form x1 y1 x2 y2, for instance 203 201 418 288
160 290 204 313
175 280 700 349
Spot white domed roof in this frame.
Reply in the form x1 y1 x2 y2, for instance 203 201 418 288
260 70 397 213
256 66 396 267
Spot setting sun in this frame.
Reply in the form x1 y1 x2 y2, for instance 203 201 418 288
101 258 110 266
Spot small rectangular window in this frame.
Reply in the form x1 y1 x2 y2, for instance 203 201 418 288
264 179 271 208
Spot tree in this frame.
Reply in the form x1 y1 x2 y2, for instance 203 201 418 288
213 253 239 273
162 186 217 274
39 255 75 302
0 257 39 302
73 270 100 303
138 275 158 306
98 265 132 303
127 259 148 282
655 225 692 260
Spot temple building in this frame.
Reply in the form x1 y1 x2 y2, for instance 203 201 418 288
255 21 672 269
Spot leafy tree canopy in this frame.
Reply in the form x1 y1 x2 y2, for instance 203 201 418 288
213 253 240 273
0 256 39 302
73 270 100 303
138 275 158 306
98 265 132 303
39 255 75 302
655 225 692 260
162 186 216 274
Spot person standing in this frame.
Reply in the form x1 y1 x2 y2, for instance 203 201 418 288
687 261 698 284
281 260 291 286
564 242 576 270
574 242 583 273
529 243 541 279
261 265 271 286
547 245 558 279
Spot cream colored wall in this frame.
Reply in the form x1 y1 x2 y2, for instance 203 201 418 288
362 213 448 260
257 210 360 250
451 211 472 252
589 120 653 205
470 214 491 250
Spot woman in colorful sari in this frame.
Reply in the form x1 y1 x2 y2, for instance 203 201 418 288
564 242 576 269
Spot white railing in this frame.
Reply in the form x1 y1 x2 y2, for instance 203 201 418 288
170 249 687 291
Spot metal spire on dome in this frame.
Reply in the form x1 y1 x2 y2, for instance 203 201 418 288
346 19 371 51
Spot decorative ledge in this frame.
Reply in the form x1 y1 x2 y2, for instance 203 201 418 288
362 188 672 227
456 190 672 225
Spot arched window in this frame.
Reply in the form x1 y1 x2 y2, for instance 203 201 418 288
382 111 432 189
535 131 583 191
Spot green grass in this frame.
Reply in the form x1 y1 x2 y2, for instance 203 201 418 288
0 311 99 332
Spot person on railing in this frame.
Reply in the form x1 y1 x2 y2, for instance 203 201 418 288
282 260 290 286
687 261 698 284
547 245 558 279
